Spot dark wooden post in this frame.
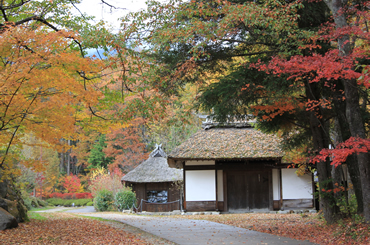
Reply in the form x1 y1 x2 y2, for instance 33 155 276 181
215 169 218 211
183 161 186 210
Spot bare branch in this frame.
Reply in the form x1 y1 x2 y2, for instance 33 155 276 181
100 0 126 11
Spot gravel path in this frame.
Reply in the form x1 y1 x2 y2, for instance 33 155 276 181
79 213 317 245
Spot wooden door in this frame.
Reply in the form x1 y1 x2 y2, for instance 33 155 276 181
227 170 269 211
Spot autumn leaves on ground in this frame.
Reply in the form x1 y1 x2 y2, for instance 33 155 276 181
0 212 169 245
182 213 370 245
1 211 369 245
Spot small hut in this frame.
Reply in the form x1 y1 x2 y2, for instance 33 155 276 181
122 144 183 212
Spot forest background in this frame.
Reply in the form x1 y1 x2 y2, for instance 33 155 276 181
0 0 370 225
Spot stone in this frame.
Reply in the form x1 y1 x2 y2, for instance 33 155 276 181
0 197 8 211
0 207 18 230
0 180 7 198
4 198 28 223
5 199 20 221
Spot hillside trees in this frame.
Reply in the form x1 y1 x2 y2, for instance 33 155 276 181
0 0 128 190
0 26 103 172
120 0 370 223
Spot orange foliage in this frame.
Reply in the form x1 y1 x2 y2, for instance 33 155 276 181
104 120 149 173
0 25 103 170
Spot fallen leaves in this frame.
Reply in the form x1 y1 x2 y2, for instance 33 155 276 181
175 213 370 245
0 213 150 244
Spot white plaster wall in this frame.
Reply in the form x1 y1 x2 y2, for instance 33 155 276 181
185 170 216 201
217 170 224 201
272 169 280 200
282 169 313 199
185 160 215 166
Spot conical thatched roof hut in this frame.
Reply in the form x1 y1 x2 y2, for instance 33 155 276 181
122 145 182 183
122 144 183 212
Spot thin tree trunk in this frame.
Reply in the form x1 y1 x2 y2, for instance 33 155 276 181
67 140 71 176
60 152 64 174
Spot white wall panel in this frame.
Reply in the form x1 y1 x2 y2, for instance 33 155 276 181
185 170 216 201
282 169 313 199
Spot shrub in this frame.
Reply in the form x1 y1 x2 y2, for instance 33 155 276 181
46 198 63 206
21 191 51 210
46 198 92 207
61 174 84 193
21 191 33 210
94 189 114 212
47 192 92 199
88 168 122 197
114 188 136 211
38 199 48 207
86 201 93 206
63 193 73 200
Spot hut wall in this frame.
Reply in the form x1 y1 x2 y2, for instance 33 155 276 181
281 169 314 209
131 182 181 212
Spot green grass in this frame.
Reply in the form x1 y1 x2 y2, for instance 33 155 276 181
29 206 55 212
76 215 112 222
28 212 48 221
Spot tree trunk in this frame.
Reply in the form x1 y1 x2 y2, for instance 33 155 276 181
324 0 370 223
333 95 363 213
59 152 64 174
310 112 339 223
306 81 339 223
344 80 370 221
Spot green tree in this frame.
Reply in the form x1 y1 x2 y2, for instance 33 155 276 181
120 0 370 223
88 134 113 169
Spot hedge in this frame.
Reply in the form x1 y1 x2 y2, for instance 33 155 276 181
47 192 93 199
46 198 92 207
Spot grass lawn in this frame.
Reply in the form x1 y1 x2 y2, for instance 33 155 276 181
0 212 173 244
29 206 58 212
174 213 369 245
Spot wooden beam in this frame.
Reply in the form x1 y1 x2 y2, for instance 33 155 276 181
183 161 186 210
279 168 283 210
269 169 273 211
223 171 228 212
215 169 218 211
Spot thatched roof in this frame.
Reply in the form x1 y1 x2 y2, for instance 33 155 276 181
122 145 182 183
168 127 283 162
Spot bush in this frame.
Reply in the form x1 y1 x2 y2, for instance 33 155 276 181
21 191 50 210
38 199 49 207
114 188 136 211
89 168 123 197
21 191 33 210
94 189 114 212
86 201 93 206
46 198 92 207
47 192 93 199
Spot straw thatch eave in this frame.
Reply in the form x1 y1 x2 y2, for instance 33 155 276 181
122 156 182 183
168 127 283 167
